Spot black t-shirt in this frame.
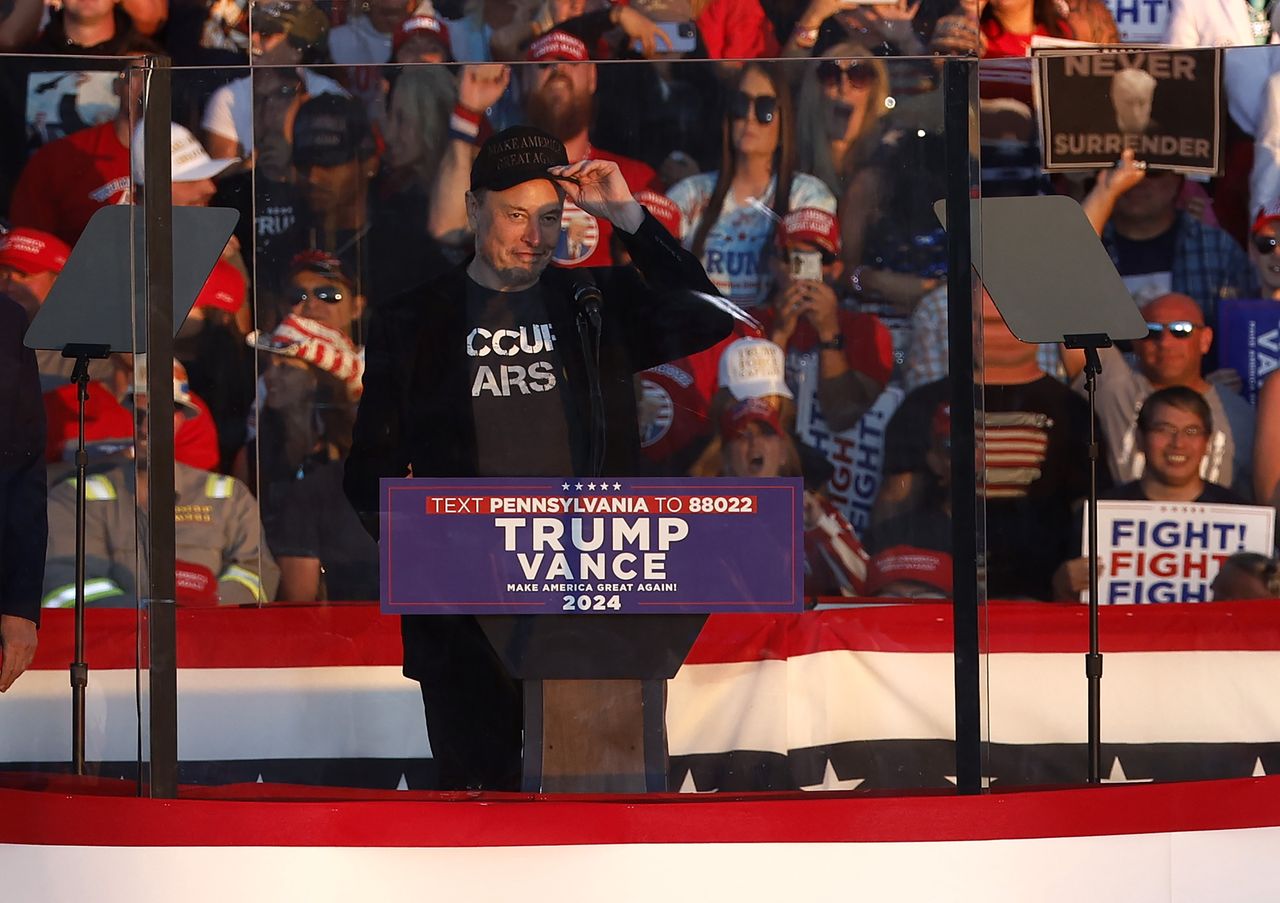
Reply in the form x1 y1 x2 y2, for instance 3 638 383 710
261 460 379 601
1104 480 1245 505
884 376 1103 600
465 276 577 477
1112 219 1179 283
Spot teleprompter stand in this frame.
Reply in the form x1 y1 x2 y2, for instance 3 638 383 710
936 195 1147 783
25 205 237 775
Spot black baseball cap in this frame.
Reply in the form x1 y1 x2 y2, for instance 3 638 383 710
292 94 376 168
470 126 570 192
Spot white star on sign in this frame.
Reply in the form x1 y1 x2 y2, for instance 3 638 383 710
613 482 622 490
1102 757 1152 784
799 759 865 791
588 482 596 490
575 483 583 490
562 482 570 490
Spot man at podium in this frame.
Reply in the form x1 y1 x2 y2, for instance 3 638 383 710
345 126 734 790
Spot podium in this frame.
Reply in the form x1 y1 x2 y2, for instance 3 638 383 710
478 615 706 792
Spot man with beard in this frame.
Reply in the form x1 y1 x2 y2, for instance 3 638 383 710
427 29 657 268
346 125 732 789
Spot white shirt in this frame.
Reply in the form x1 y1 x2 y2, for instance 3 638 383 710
666 171 836 307
201 69 348 155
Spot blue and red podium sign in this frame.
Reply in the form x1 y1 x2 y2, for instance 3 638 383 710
380 477 804 614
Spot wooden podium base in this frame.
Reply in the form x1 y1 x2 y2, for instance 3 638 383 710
522 679 668 793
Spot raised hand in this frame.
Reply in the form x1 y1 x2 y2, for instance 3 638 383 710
458 64 511 115
547 159 645 232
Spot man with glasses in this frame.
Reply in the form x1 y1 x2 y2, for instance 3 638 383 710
1062 292 1256 499
1051 385 1245 600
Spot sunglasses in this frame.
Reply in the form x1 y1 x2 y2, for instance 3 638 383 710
1254 233 1279 255
728 90 777 125
817 60 876 90
1143 320 1198 339
289 285 346 306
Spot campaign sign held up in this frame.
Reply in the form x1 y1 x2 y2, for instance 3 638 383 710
1217 299 1280 406
1037 47 1222 175
381 477 804 614
1086 501 1275 604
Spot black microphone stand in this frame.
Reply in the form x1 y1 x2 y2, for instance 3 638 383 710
574 279 606 478
61 342 111 776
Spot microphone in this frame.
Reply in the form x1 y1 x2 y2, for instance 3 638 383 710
572 272 604 317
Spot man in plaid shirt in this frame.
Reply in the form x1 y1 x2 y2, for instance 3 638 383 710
1084 153 1258 326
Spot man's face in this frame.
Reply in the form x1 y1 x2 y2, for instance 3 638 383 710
1251 223 1280 295
723 420 786 477
1140 401 1208 488
287 270 362 337
1112 78 1154 135
1113 170 1181 223
395 32 449 63
0 266 56 320
298 159 365 215
367 0 409 33
252 29 301 64
525 60 596 143
466 180 564 289
1134 295 1210 386
171 178 217 207
261 353 317 410
980 287 1036 370
63 0 116 23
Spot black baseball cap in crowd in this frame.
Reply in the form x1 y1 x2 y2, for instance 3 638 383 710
292 94 377 169
470 126 570 192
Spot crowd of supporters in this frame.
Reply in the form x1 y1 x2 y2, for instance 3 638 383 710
4 0 1280 606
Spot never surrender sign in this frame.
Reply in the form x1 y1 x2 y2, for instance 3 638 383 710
380 477 804 614
1037 48 1222 175
1087 501 1275 604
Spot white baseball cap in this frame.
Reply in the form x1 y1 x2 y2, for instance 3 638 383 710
132 122 238 185
718 337 793 401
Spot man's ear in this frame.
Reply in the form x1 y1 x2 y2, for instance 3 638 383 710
1199 325 1214 356
465 191 480 233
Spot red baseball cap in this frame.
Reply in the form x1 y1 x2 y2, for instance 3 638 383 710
393 14 451 58
0 227 70 275
866 545 953 596
778 207 840 258
1252 200 1280 235
634 189 682 237
720 396 783 440
194 259 247 314
527 30 590 62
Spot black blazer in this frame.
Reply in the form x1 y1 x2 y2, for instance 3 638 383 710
344 209 735 538
0 294 46 624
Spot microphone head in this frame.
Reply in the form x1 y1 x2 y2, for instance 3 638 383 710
572 274 603 306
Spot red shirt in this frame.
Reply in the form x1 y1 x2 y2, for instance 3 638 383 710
639 325 760 466
551 145 655 269
696 0 780 60
10 121 131 245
